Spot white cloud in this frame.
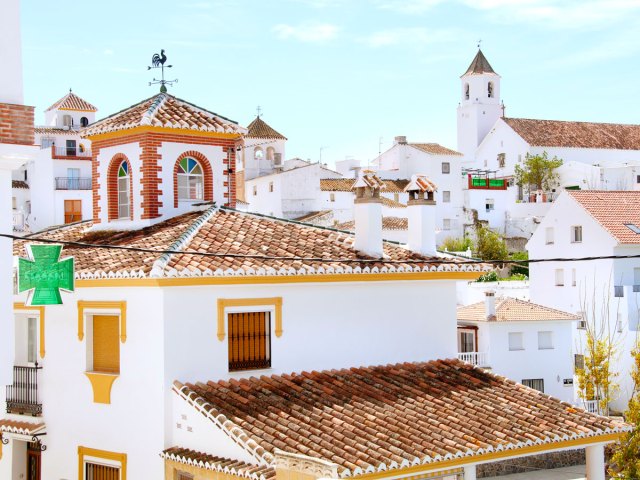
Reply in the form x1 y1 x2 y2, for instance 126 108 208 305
273 23 339 43
359 27 459 48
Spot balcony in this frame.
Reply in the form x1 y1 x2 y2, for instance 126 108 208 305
6 365 43 416
51 145 92 159
457 351 490 368
467 175 507 190
13 210 28 232
55 177 92 190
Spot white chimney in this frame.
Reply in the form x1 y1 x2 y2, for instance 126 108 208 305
404 174 437 256
394 135 407 145
485 291 496 320
352 170 384 257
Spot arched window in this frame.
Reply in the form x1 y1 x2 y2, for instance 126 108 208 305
254 147 264 160
117 161 130 219
266 147 275 161
62 114 72 127
177 157 203 200
488 82 494 98
464 83 470 100
80 117 89 127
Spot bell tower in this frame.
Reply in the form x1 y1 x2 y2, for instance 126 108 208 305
456 49 502 161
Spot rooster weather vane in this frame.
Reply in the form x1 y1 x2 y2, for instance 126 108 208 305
148 49 178 93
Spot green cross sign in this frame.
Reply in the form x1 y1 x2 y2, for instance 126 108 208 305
18 244 74 306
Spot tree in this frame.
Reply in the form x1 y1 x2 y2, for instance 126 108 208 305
474 224 508 261
609 343 640 477
514 151 563 193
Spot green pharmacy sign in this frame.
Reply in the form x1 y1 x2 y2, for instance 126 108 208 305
18 244 74 306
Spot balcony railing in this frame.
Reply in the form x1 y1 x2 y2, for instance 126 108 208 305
468 175 507 190
55 177 92 190
6 365 43 416
51 145 91 158
579 399 608 416
457 351 490 367
13 210 27 232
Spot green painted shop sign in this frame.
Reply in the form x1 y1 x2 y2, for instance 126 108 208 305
18 244 74 305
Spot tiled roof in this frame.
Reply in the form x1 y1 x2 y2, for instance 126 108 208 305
34 126 79 136
405 174 437 193
410 143 463 156
293 210 333 223
457 297 580 322
162 447 275 480
381 197 406 208
45 91 97 112
12 180 28 189
0 419 46 436
246 116 287 140
13 207 487 280
175 359 626 478
504 118 640 150
320 179 409 192
463 49 497 76
82 93 245 137
567 190 640 244
336 216 408 232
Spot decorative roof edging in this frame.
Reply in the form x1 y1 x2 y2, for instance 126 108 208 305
274 449 339 478
141 94 168 126
172 383 274 466
160 451 273 480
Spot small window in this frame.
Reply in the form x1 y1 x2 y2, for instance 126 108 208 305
572 268 576 287
485 198 494 212
545 227 554 245
85 461 120 479
269 182 274 193
92 315 120 374
62 114 72 127
458 330 476 353
12 197 16 209
508 332 524 351
228 312 271 372
330 193 335 202
571 225 583 243
177 471 194 480
394 193 399 202
27 317 37 364
555 269 564 286
574 354 585 370
252 185 257 196
177 157 204 201
442 219 451 231
522 378 545 393
441 162 450 174
117 161 130 219
577 319 587 329
614 285 624 297
538 331 553 350
464 83 469 100
254 147 264 160
443 191 451 203
488 82 494 98
624 223 640 234
41 137 55 149
80 116 89 127
497 153 505 168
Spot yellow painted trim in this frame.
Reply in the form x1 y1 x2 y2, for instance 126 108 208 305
217 297 283 341
13 302 46 359
86 125 243 142
84 373 119 404
77 301 127 342
78 446 127 479
353 433 623 480
74 271 482 289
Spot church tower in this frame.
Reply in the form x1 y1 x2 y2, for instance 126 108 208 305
456 49 502 161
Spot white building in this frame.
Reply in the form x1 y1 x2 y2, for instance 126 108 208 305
528 190 640 412
239 116 287 182
11 91 97 232
457 293 579 404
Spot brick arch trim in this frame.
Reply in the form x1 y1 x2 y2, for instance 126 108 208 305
173 151 214 208
107 154 134 221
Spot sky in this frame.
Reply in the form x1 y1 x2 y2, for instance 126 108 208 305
20 0 640 167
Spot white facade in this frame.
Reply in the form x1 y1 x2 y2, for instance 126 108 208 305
528 192 640 412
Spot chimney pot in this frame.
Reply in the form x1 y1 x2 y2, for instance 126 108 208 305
352 170 384 257
485 291 496 320
394 136 407 145
404 174 437 256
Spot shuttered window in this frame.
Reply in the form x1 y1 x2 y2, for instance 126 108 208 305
93 315 120 373
86 462 120 480
228 312 271 371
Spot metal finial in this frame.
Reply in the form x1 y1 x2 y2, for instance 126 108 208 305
256 105 262 118
148 49 178 93
477 39 482 49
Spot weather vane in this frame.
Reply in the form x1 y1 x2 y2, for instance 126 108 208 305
148 49 178 93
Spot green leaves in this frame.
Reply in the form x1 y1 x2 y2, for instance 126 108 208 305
514 151 563 192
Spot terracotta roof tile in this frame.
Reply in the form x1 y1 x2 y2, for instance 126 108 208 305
381 197 406 208
457 297 580 322
176 359 626 477
82 93 245 137
567 190 640 244
12 180 28 189
293 210 333 223
162 447 275 480
336 217 408 232
45 91 97 112
246 117 287 140
14 207 485 279
0 419 45 435
463 49 497 76
504 118 640 150
409 143 462 156
320 179 409 193
34 126 78 136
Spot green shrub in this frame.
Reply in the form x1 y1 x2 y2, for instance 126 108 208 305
509 251 529 277
440 236 473 252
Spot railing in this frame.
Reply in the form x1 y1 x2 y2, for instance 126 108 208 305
55 177 92 190
580 399 608 416
13 211 27 232
468 175 507 190
457 351 490 367
51 145 91 158
6 365 43 416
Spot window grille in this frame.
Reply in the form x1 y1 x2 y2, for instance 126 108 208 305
441 162 450 174
228 312 271 372
85 462 120 480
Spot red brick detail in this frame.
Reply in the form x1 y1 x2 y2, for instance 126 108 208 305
106 154 134 221
0 103 35 145
173 151 214 208
139 137 163 220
